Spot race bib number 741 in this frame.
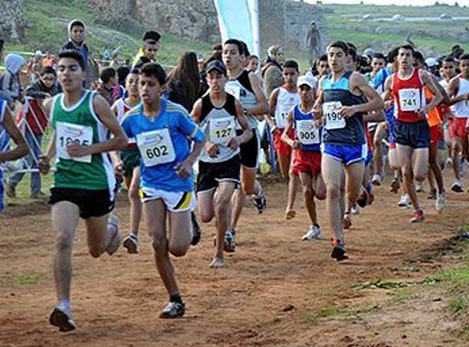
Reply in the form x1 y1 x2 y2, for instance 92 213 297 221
136 128 176 167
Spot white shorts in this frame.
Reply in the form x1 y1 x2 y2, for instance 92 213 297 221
140 187 196 213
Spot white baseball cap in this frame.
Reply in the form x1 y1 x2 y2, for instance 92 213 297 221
425 57 438 67
297 75 316 89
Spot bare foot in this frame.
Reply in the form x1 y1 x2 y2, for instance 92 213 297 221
285 210 296 220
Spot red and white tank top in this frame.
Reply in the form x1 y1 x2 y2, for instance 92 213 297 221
392 68 426 123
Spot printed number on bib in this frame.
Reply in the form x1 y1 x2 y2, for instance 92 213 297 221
399 88 421 112
225 85 241 100
323 101 345 130
297 120 319 145
56 122 93 163
210 117 236 144
137 128 176 167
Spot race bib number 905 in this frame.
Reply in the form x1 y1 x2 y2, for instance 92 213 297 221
137 128 176 167
56 122 93 163
296 120 320 145
323 101 345 130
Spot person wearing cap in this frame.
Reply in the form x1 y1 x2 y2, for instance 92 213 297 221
425 57 440 78
192 60 252 268
315 41 384 261
282 74 325 241
132 31 161 70
60 19 90 87
265 60 301 220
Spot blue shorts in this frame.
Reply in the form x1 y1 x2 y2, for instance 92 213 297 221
365 150 373 167
394 120 430 149
385 108 396 146
0 169 4 213
321 143 368 166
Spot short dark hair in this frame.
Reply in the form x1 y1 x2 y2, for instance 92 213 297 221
283 60 299 72
372 53 386 60
459 54 469 61
327 41 349 55
116 66 130 83
224 39 244 56
58 50 86 71
387 47 400 63
140 62 166 85
70 20 85 30
0 39 4 52
398 44 415 55
318 54 328 62
442 56 456 64
100 67 116 84
240 41 250 57
413 51 424 62
40 66 56 76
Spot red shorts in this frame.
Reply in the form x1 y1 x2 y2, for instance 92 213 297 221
448 118 468 140
274 128 294 157
430 125 444 148
292 150 321 176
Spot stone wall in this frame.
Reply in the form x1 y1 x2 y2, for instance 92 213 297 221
0 0 28 43
88 0 325 48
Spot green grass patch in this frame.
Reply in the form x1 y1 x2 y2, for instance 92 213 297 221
0 273 44 287
389 288 417 304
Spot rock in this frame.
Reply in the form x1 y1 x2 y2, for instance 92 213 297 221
0 0 28 42
282 304 295 312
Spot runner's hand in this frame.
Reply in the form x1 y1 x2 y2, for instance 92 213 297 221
206 142 219 158
339 105 357 118
291 139 300 149
38 155 50 174
67 143 91 158
174 160 192 179
114 161 124 179
227 137 240 151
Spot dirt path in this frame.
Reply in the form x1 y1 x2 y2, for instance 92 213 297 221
1 174 468 347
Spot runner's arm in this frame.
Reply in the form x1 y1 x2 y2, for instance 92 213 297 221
420 70 442 113
265 88 279 131
340 72 384 118
247 72 270 117
0 106 28 162
447 77 466 105
234 99 252 145
281 109 298 148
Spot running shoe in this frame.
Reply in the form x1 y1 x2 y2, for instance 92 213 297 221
191 212 201 246
351 204 360 215
331 238 348 261
446 157 453 167
451 180 464 193
106 214 121 255
343 212 352 229
123 233 138 254
415 182 424 193
253 191 267 214
159 301 185 319
371 174 382 186
410 210 424 223
301 225 322 241
356 188 368 208
398 194 410 208
436 193 447 213
49 304 76 332
209 257 225 268
390 177 401 193
427 189 437 200
224 229 236 253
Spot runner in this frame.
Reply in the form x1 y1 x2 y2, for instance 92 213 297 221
447 54 469 192
0 99 28 212
192 60 252 268
111 69 142 254
38 50 128 332
315 41 384 261
383 44 443 223
265 60 301 220
223 39 270 251
282 75 326 240
121 62 205 318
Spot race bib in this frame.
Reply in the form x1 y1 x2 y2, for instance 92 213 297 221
56 122 93 163
136 128 176 167
323 101 345 130
276 104 293 129
296 119 319 145
210 117 236 144
399 88 420 112
225 85 241 100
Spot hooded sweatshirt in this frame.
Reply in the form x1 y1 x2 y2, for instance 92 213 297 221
0 54 25 105
60 19 89 67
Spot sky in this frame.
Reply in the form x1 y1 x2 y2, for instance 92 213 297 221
304 0 469 5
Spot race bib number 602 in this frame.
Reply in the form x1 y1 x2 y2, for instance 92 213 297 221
56 122 93 163
136 128 176 167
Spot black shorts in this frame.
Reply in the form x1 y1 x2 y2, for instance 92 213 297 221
394 120 430 149
197 155 241 193
237 129 258 169
49 188 115 219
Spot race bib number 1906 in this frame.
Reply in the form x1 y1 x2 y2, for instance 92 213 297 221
323 101 345 130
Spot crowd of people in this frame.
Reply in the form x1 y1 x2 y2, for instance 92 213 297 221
1 17 469 333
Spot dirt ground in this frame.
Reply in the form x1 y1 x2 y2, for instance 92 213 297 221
1 173 469 347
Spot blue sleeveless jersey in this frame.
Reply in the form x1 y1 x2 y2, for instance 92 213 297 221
293 105 322 152
322 71 366 145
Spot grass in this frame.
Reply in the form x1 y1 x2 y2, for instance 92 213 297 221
0 273 44 287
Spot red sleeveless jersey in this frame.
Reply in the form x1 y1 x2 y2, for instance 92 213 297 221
392 68 425 123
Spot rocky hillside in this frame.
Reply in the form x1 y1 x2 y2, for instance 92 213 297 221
1 0 28 43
